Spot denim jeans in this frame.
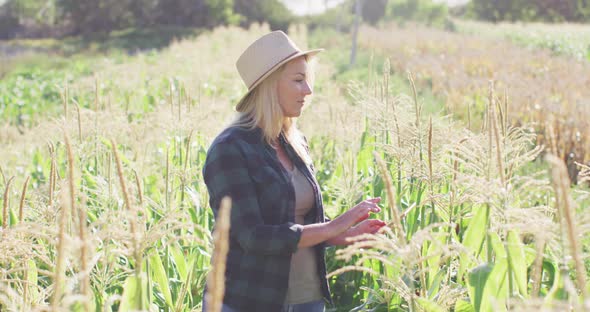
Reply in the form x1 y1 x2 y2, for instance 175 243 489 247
202 299 325 312
201 300 238 312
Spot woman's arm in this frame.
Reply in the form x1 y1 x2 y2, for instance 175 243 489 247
297 222 337 248
204 140 384 254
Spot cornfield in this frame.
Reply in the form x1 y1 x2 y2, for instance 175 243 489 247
0 21 589 312
358 23 590 182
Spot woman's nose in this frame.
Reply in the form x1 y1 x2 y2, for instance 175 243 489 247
303 81 313 95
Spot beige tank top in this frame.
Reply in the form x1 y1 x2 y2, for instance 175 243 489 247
285 166 323 304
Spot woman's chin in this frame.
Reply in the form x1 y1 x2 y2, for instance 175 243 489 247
286 111 302 118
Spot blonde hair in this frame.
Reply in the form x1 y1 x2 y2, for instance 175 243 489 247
230 56 315 165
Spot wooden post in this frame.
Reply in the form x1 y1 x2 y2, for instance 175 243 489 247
350 0 362 66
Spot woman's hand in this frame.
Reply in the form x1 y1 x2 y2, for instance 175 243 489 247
326 219 386 246
299 198 382 248
330 197 382 235
348 219 387 237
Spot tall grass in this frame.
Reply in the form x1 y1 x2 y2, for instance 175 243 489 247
204 197 231 312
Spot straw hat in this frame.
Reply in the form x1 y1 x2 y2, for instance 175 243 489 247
235 30 323 112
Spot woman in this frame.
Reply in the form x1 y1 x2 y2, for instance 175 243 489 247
202 31 385 312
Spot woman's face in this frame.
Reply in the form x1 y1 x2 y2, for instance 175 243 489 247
277 56 312 118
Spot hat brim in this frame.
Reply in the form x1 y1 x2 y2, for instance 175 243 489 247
235 48 323 112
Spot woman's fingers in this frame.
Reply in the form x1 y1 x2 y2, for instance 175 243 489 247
364 219 386 234
337 198 384 231
352 200 381 223
369 219 386 226
366 197 381 204
351 219 387 236
364 219 386 228
356 213 370 223
373 221 386 232
360 198 381 213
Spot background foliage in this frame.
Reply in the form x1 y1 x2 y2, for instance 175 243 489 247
468 0 590 22
0 0 292 38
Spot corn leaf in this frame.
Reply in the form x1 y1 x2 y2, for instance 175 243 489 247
416 297 446 312
483 260 509 312
460 205 488 279
26 259 39 302
455 299 475 312
468 262 493 312
149 250 173 308
170 243 188 281
119 274 148 312
506 230 528 297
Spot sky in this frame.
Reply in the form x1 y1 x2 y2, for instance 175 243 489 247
280 0 347 16
280 0 470 16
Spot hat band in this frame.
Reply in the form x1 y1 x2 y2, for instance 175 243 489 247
247 51 300 90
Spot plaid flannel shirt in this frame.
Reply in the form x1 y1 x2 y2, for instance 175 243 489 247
202 126 332 311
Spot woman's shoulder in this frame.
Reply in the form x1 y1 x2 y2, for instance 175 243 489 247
203 126 265 175
206 126 264 158
211 126 262 145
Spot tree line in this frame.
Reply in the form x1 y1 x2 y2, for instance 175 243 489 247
0 0 293 39
468 0 590 23
2 0 590 40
